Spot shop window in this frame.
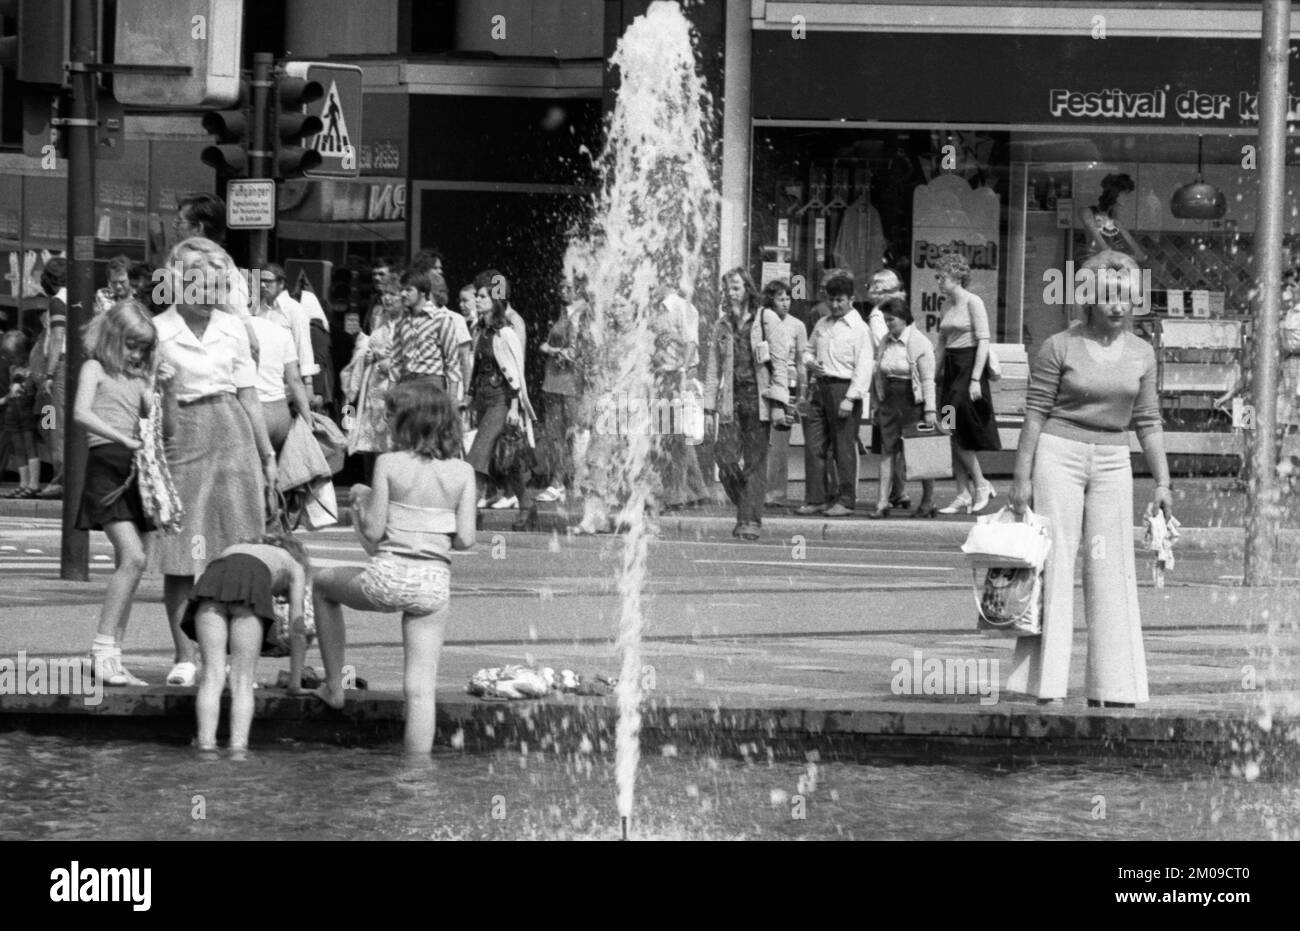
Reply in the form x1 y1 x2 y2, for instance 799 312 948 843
750 127 1010 343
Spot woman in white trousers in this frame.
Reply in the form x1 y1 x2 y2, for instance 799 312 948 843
1006 250 1173 707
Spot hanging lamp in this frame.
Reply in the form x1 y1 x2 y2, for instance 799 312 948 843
1170 136 1226 220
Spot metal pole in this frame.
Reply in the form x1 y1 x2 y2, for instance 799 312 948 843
1244 0 1290 586
60 0 96 581
248 52 273 270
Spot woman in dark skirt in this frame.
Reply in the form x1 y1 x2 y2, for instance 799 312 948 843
933 252 1001 515
466 270 535 511
183 535 310 750
72 301 159 686
869 299 938 519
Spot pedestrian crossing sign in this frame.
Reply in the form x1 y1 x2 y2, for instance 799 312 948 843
286 62 363 179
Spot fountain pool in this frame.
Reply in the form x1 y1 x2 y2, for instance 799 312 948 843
1 732 1295 841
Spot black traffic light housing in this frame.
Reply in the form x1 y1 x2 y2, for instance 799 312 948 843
200 79 251 176
272 73 323 178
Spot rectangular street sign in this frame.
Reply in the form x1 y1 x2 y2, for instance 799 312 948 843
226 179 276 229
285 62 363 179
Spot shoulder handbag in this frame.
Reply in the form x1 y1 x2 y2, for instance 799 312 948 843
133 391 185 534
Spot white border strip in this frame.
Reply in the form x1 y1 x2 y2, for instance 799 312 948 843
755 2 1297 39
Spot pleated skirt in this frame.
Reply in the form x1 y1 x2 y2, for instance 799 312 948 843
154 393 266 577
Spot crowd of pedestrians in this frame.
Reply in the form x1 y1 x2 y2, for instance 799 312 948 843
0 179 1214 732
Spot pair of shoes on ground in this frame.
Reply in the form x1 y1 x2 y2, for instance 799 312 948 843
93 652 148 687
489 495 519 510
1 487 40 499
534 486 567 504
793 503 854 517
938 485 998 515
731 522 761 541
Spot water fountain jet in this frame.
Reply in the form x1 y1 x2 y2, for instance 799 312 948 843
564 0 718 839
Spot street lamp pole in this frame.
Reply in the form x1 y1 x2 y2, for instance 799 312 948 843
59 0 97 581
1244 0 1290 586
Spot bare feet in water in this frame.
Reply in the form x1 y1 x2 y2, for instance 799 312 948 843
311 683 347 709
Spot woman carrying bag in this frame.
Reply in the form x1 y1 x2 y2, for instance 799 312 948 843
465 273 535 511
1006 250 1172 708
869 298 938 519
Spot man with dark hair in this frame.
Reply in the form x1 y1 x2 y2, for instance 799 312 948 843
257 263 318 395
410 248 444 275
94 255 134 315
174 192 228 244
798 273 873 516
391 269 467 400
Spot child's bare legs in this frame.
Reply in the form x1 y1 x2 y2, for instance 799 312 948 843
193 602 229 750
98 522 147 643
401 605 449 755
226 609 263 750
306 565 373 708
163 574 199 666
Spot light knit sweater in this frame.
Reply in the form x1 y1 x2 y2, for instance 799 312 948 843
1025 325 1162 446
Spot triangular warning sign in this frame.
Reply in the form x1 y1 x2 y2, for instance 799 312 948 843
311 81 352 157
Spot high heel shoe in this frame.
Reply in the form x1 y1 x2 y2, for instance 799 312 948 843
972 484 997 513
938 491 972 514
867 505 891 520
910 504 938 519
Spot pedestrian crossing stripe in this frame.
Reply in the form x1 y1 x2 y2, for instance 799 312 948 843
311 81 353 158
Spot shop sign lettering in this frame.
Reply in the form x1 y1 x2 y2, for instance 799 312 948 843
913 240 998 271
1051 86 1300 123
358 141 401 173
367 182 406 221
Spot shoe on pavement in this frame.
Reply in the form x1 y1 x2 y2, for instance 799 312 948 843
823 503 854 517
476 496 488 508
166 661 198 687
490 495 519 509
938 491 972 515
889 496 912 510
36 484 63 499
971 484 997 513
535 486 566 504
794 503 826 515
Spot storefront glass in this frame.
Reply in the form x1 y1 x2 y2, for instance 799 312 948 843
749 123 1282 451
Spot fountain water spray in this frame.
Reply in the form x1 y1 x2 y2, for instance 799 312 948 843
565 0 717 839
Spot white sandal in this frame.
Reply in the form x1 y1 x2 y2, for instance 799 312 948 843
166 661 198 687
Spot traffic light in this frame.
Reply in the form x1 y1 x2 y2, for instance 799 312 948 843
271 72 323 178
200 78 250 176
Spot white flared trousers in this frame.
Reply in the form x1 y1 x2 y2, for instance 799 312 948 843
1006 432 1150 703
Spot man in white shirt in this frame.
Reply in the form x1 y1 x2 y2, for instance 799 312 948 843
257 264 319 397
798 273 873 516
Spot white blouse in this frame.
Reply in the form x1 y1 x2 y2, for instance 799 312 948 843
154 307 256 403
247 315 297 403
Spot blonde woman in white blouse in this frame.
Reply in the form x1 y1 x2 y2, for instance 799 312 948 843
153 237 277 687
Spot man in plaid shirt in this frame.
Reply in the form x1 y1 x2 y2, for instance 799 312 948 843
391 268 470 403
